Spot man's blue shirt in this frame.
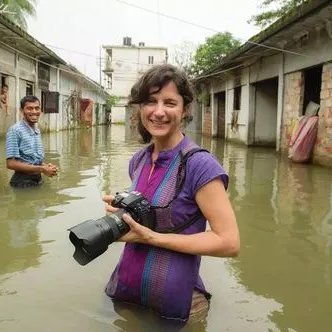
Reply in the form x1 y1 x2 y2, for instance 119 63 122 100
6 120 44 165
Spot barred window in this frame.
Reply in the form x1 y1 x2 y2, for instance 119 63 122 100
42 91 59 113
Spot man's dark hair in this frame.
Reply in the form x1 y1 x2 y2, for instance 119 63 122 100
1 84 8 89
128 64 194 143
20 95 40 109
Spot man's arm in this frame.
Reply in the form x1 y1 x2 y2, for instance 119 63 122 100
6 158 58 176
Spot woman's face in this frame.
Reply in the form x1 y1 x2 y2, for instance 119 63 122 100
140 81 186 143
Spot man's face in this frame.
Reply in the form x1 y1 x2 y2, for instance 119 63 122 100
22 101 41 125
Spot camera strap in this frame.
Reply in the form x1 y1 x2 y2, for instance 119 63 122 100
155 147 210 234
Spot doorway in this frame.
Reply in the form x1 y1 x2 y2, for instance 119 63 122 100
215 91 226 139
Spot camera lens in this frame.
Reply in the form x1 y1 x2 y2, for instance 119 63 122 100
68 210 130 265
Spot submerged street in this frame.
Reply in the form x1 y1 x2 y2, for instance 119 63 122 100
0 125 332 332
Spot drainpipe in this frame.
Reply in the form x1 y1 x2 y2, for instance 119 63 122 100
15 52 20 122
247 67 256 145
276 53 285 152
56 67 60 131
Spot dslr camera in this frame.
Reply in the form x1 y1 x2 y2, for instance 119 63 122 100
68 191 155 265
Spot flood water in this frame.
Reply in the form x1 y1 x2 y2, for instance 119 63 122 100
0 125 332 332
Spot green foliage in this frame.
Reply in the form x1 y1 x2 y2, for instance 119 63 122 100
190 32 241 77
1 0 36 30
248 0 307 28
106 95 119 110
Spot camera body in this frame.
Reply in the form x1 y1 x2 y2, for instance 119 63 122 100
112 191 155 230
68 191 155 265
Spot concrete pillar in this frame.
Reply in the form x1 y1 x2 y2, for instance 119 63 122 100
56 67 60 131
14 53 20 122
276 53 284 151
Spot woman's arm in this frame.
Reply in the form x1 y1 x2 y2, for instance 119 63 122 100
107 178 240 258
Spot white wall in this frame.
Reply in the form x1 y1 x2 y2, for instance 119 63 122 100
0 42 108 136
104 46 167 123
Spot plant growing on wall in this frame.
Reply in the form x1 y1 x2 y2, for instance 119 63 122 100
248 0 306 28
197 91 210 106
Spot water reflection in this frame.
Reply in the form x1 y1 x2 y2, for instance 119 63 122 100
210 138 332 332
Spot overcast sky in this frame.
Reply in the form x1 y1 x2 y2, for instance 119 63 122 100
26 0 262 82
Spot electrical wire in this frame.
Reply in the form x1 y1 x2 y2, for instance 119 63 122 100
30 0 311 71
112 0 311 58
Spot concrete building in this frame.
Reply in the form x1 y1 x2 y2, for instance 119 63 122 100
0 14 109 137
102 37 168 123
194 0 332 167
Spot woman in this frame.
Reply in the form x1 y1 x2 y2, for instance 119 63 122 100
103 64 240 323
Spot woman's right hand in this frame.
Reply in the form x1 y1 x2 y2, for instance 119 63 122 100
102 195 119 214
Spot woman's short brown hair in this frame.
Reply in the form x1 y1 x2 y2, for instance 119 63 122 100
128 64 194 143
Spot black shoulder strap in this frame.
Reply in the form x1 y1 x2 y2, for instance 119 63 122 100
174 147 209 198
156 147 209 234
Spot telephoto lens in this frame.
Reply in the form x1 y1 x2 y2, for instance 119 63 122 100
68 191 155 265
68 210 129 265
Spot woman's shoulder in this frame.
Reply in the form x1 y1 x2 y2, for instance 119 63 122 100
185 149 222 169
184 149 229 190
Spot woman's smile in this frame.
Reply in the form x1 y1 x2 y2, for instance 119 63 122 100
150 119 170 125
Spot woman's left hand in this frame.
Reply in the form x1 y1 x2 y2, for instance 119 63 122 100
118 213 154 243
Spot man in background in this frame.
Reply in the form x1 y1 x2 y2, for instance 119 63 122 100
6 95 58 188
0 84 9 115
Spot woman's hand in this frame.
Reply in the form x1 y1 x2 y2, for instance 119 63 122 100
102 194 154 244
102 194 119 214
118 213 154 243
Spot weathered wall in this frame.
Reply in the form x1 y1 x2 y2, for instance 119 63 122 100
0 43 107 137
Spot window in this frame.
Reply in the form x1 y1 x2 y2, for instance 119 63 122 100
38 63 50 90
1 75 9 114
26 82 34 96
41 91 59 113
107 74 112 89
148 56 154 65
233 86 241 110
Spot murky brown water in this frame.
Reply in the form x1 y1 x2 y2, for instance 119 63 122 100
0 125 331 332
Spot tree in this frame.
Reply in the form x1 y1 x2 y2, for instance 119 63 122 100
106 95 120 111
249 0 307 28
0 0 36 30
169 41 197 77
190 32 241 77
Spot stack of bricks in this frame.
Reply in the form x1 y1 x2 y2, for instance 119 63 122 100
313 63 332 166
202 108 212 136
280 71 304 151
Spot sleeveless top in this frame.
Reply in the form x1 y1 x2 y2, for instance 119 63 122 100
105 136 228 321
